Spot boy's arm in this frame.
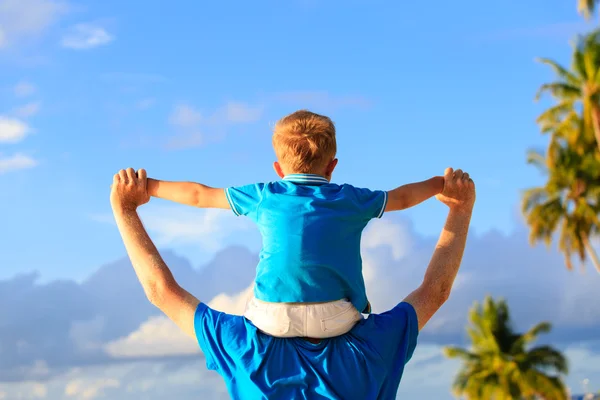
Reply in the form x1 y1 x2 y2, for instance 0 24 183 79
147 178 229 209
385 176 444 212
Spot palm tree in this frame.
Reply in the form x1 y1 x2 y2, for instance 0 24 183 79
522 135 600 273
536 29 600 153
444 296 568 400
578 0 598 19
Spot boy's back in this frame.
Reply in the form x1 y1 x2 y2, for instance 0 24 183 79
147 109 444 338
226 173 387 313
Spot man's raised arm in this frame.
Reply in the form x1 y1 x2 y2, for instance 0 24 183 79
403 168 475 331
111 168 200 339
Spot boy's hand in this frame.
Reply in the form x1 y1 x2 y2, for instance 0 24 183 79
110 168 150 212
435 168 475 213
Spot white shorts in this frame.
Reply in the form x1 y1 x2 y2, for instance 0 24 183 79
244 296 363 338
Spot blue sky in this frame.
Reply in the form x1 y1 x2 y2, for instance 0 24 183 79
1 0 594 281
1 1 600 399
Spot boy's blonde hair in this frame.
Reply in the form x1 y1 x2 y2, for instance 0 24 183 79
272 110 337 174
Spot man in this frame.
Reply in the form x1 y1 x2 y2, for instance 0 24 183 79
110 167 475 400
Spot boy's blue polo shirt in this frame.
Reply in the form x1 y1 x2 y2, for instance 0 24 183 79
224 174 388 313
194 301 419 400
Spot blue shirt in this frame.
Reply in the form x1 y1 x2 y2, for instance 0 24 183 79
225 174 388 312
195 301 419 400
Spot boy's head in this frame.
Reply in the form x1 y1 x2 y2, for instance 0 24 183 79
272 110 338 179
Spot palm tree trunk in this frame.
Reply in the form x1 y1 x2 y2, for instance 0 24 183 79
582 232 600 273
590 104 600 152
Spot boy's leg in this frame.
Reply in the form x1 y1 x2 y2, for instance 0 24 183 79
244 296 362 339
244 296 299 337
305 300 363 338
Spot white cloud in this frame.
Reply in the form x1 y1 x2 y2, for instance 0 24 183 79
207 284 253 315
165 102 263 149
6 208 600 397
0 0 67 48
105 316 198 358
13 81 36 97
221 102 263 124
136 97 156 110
360 217 600 341
0 153 37 174
69 316 105 354
91 206 257 254
0 360 230 400
396 345 461 399
164 132 204 150
566 344 600 378
3 342 599 399
140 207 255 251
362 218 413 260
64 378 120 399
104 285 253 359
31 383 47 398
0 116 30 143
13 102 41 118
61 23 113 50
0 381 48 399
169 104 202 128
88 211 600 347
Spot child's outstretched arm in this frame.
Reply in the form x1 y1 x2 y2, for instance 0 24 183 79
385 176 444 212
147 179 230 209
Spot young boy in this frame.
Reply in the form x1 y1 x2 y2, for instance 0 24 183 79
147 110 444 338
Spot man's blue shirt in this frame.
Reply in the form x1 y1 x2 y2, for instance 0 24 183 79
224 174 388 312
194 302 419 400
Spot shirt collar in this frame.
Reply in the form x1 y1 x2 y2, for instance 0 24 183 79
283 174 329 185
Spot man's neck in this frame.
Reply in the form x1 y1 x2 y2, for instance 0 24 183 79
303 337 322 344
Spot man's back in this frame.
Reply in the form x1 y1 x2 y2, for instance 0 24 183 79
225 173 388 312
111 165 475 400
194 301 418 400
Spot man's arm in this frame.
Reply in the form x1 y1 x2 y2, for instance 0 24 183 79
402 168 474 331
147 178 230 209
385 176 444 212
403 209 471 330
113 205 200 338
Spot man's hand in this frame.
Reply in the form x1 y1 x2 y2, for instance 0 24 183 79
110 168 150 212
435 168 475 213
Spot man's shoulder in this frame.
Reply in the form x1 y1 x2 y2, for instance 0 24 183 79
351 302 419 362
377 302 417 322
194 303 252 345
195 304 265 345
354 302 418 338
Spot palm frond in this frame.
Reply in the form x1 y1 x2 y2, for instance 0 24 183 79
536 58 581 86
536 83 581 102
526 345 569 374
578 0 598 19
521 370 568 400
525 149 549 171
443 346 479 361
509 322 552 353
